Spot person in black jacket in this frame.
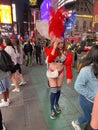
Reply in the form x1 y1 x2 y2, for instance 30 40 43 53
24 40 33 66
35 41 42 65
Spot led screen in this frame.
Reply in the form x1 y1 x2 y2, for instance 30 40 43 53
0 4 12 24
29 0 37 6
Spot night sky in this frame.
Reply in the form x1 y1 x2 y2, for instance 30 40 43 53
37 0 43 8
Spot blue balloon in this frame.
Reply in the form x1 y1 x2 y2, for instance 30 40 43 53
14 34 18 39
64 12 77 33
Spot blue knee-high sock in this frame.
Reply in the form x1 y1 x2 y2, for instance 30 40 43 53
55 90 61 105
50 92 57 111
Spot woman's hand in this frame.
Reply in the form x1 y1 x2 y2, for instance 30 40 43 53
66 79 72 84
51 41 58 55
53 41 58 49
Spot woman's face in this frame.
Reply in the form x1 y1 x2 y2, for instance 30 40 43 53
3 39 6 46
57 42 64 50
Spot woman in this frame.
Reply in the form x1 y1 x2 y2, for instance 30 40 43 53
44 38 73 119
3 38 20 92
13 39 26 86
72 45 98 130
0 38 10 107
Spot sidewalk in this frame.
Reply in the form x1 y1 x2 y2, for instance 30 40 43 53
1 65 85 130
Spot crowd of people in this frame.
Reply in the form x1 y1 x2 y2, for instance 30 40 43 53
0 34 98 130
0 36 46 130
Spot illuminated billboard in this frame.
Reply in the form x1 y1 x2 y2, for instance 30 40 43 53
0 4 12 24
12 4 16 22
29 0 37 6
58 0 76 8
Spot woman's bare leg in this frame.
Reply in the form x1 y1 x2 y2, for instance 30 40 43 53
11 73 19 89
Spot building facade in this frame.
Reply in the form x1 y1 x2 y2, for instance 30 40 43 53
74 0 93 35
57 0 94 35
93 0 98 31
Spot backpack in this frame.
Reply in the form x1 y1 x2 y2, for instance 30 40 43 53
0 49 14 72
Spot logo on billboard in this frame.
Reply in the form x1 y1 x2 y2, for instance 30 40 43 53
29 0 37 6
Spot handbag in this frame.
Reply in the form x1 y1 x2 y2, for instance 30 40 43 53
0 49 14 72
46 56 59 78
46 69 59 78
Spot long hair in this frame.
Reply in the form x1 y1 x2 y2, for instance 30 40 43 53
82 45 98 78
49 39 67 57
57 39 67 57
5 37 16 53
15 39 20 53
0 37 3 44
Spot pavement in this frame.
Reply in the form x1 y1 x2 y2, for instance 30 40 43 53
0 64 86 130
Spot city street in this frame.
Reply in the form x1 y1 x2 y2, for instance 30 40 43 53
0 64 85 130
0 0 98 130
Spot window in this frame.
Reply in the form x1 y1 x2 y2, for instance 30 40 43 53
90 21 92 28
83 21 86 31
75 20 79 30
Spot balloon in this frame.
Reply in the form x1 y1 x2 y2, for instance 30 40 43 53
14 34 18 39
36 20 49 39
64 11 77 33
40 0 51 21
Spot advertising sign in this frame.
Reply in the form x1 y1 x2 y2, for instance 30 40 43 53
29 0 37 6
0 4 12 24
0 24 13 36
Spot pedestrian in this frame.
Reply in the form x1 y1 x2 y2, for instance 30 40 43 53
35 40 42 65
13 39 27 86
72 45 98 130
44 38 73 119
23 40 33 66
0 110 6 130
0 38 10 107
0 71 10 107
3 37 20 92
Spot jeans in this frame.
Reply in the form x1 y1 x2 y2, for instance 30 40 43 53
25 53 32 66
0 110 3 130
36 53 41 64
78 95 93 124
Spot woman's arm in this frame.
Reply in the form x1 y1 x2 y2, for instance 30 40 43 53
74 67 89 96
44 47 58 63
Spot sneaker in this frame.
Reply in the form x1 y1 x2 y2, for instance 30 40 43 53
11 83 15 86
50 110 57 120
19 81 27 86
0 101 9 107
2 124 6 130
54 104 61 114
12 88 20 92
72 120 81 130
1 98 10 103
